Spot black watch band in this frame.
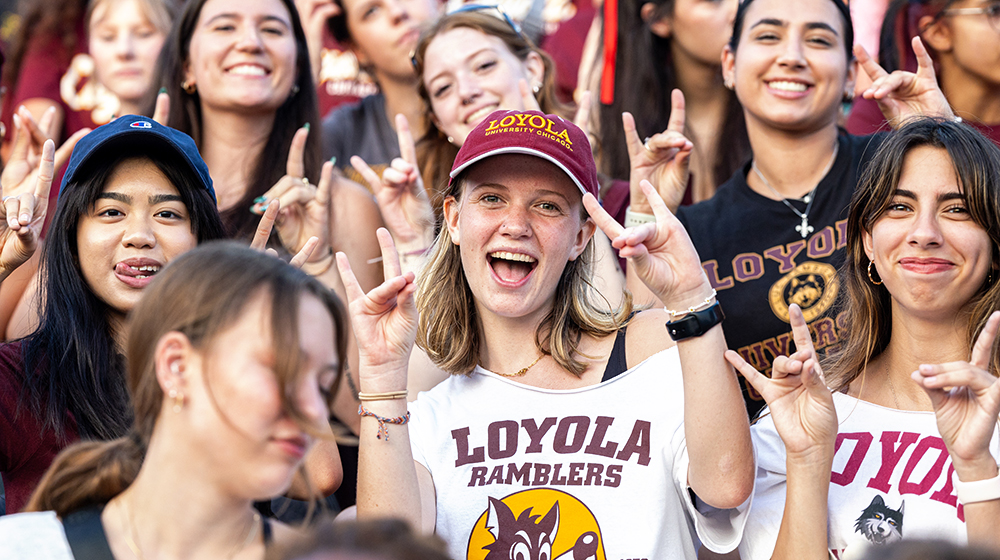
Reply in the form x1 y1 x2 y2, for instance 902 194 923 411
666 301 724 341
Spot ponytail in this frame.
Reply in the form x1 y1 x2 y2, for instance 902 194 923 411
25 433 145 516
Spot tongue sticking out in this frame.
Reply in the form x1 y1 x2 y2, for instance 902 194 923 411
115 263 158 278
491 259 534 283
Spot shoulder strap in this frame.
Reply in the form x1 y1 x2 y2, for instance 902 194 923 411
62 505 115 560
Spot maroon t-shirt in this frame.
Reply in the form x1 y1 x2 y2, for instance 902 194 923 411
0 342 78 513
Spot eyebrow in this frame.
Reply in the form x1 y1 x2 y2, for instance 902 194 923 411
893 189 966 202
205 13 290 27
750 18 840 36
97 193 184 204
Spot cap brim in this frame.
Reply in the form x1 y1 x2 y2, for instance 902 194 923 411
449 146 588 196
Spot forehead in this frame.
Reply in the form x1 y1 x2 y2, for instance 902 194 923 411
90 0 152 25
104 158 180 194
741 0 846 35
896 145 961 194
461 154 581 199
197 0 291 23
425 27 511 67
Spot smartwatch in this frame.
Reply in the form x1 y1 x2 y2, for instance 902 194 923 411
666 302 724 341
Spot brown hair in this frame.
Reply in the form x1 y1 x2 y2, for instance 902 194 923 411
411 10 571 216
416 175 632 376
27 242 347 516
824 117 1000 391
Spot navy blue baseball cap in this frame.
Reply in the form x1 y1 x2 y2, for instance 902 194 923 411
61 115 216 203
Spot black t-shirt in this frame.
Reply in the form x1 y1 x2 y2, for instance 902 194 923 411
676 132 886 419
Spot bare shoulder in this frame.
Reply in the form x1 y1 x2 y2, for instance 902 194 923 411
329 176 380 220
625 308 676 367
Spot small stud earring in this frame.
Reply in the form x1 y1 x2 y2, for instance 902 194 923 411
532 82 541 94
181 80 197 94
447 136 455 144
170 390 185 413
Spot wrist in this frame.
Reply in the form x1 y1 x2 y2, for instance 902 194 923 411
952 456 999 483
300 247 335 276
662 282 716 314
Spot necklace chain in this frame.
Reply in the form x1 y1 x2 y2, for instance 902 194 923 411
487 354 544 377
885 368 902 410
751 142 840 239
119 496 260 559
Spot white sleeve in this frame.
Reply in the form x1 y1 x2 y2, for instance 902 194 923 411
0 511 76 560
671 421 756 554
739 414 789 560
407 394 432 471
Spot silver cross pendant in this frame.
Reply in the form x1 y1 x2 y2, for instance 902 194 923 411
796 216 814 238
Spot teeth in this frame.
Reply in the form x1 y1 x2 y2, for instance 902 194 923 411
466 105 498 124
769 80 808 92
228 65 266 76
489 251 536 263
136 265 159 272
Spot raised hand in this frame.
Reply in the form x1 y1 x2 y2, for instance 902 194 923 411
0 139 56 280
856 37 954 125
249 199 321 266
725 304 837 457
253 125 334 264
152 90 170 125
294 0 340 82
336 228 418 390
583 179 709 308
624 89 693 215
352 114 434 249
912 311 1000 473
3 112 87 207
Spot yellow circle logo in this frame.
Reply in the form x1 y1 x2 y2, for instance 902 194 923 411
768 261 839 323
466 489 606 560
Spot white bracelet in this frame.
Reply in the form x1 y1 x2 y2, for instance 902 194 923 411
953 467 1000 504
624 206 655 228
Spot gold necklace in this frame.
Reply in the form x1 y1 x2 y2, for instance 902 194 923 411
487 354 544 377
119 496 261 559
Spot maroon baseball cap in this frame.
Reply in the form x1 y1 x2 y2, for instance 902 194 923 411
449 110 599 198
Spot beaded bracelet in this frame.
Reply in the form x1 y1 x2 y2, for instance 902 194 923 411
358 404 410 441
665 289 718 319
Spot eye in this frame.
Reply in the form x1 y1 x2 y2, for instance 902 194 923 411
99 208 124 217
362 4 381 19
807 35 834 47
536 201 562 214
752 30 780 42
511 543 529 560
475 59 497 73
539 542 551 560
481 193 502 204
212 23 236 32
155 209 184 219
432 82 452 98
261 25 286 36
875 513 883 520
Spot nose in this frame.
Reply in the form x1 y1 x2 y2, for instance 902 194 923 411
906 210 943 248
122 215 156 249
499 205 532 238
236 24 264 51
456 71 482 106
385 0 410 25
296 379 329 427
117 33 136 59
776 35 806 70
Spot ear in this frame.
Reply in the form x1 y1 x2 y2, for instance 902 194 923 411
641 3 672 38
845 57 859 101
919 14 953 53
862 228 875 261
569 216 597 261
443 195 461 245
182 59 195 90
722 44 736 90
522 51 546 91
155 331 196 399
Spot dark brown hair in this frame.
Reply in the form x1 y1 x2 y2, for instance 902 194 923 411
27 242 347 515
824 117 1000 391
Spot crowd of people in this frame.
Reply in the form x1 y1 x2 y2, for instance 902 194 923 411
1 0 1000 558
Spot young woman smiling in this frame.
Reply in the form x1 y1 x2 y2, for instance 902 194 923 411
728 117 1000 559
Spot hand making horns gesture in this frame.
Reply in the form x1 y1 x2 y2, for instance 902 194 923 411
856 36 955 124
582 178 711 309
623 89 693 215
725 304 838 457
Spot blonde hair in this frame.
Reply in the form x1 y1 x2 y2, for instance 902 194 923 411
27 242 347 515
824 118 1000 390
416 177 632 376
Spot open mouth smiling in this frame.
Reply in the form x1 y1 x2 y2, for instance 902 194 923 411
488 251 538 285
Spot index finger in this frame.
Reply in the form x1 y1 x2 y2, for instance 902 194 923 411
395 113 417 165
970 311 1000 370
583 192 625 240
152 91 170 125
34 140 56 202
350 155 384 195
854 43 888 82
666 89 685 133
335 251 367 304
788 303 816 356
286 126 309 178
250 200 279 251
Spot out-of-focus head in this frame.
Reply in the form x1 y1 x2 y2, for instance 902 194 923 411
722 0 855 133
412 8 561 146
128 242 347 498
883 0 1000 91
327 0 441 82
52 115 224 316
87 0 177 108
638 0 738 67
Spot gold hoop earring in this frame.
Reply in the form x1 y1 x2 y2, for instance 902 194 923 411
181 80 196 94
867 260 882 285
